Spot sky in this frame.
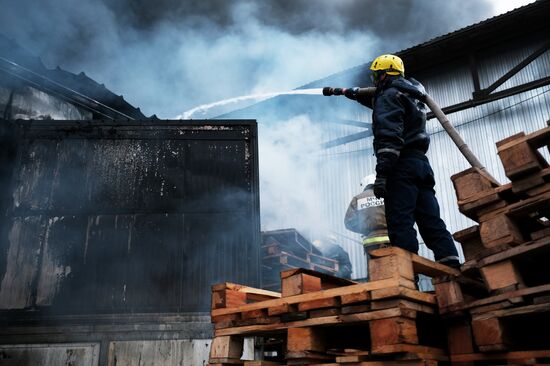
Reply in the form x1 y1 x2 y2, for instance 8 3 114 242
0 0 537 118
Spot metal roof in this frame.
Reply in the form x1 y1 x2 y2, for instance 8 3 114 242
301 0 550 89
0 34 149 120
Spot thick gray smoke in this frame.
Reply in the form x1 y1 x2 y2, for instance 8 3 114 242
0 0 493 118
0 0 495 239
258 115 326 234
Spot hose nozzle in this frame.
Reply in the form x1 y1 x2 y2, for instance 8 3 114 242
323 87 344 96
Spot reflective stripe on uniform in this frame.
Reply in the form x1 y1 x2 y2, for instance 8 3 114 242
377 148 400 156
437 255 460 263
362 236 390 246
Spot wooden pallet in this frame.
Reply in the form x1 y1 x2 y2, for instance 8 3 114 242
209 317 448 365
264 252 314 270
307 253 339 272
435 235 550 315
496 126 550 180
436 125 550 364
450 349 550 365
209 249 461 365
451 126 550 225
261 242 341 290
452 188 550 253
456 301 550 353
213 248 458 330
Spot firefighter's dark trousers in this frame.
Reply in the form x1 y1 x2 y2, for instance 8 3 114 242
384 152 459 265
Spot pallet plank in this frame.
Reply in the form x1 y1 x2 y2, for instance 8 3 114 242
211 278 400 317
215 307 405 336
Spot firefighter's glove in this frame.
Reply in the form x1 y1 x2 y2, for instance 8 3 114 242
344 87 360 100
373 176 387 199
375 152 399 177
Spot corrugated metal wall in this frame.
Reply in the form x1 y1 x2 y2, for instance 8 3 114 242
317 36 550 280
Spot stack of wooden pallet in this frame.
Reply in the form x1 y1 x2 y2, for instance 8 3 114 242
434 124 550 365
262 229 340 290
209 246 459 366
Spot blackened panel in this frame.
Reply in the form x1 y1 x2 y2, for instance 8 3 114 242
56 215 132 313
0 120 260 315
12 141 58 212
125 214 182 312
48 140 91 212
87 139 154 212
36 215 89 307
183 140 251 212
12 124 256 216
182 212 257 311
0 216 45 309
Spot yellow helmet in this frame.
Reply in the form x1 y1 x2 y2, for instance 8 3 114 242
370 54 404 76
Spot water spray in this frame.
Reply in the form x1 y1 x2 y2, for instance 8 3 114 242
178 88 323 119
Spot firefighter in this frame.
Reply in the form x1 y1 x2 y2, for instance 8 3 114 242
342 54 460 268
344 174 390 255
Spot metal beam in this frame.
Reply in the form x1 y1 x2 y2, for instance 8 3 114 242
476 40 550 97
428 75 550 119
469 53 481 93
321 130 372 149
331 118 371 128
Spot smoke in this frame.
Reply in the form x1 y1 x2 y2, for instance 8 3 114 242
0 0 494 237
258 115 326 235
0 0 493 118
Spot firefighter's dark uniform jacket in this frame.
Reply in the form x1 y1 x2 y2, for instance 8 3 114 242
345 76 460 265
354 76 429 175
344 184 389 244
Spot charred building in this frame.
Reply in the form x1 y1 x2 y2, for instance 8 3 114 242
0 35 260 365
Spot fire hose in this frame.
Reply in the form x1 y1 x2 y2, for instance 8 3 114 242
322 86 497 183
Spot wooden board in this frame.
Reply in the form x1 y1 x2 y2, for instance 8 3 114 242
480 260 524 292
450 350 550 362
280 268 356 287
446 320 474 355
212 283 281 310
496 126 550 180
370 317 418 348
281 273 322 297
471 317 509 351
368 247 460 278
287 327 326 352
215 307 408 336
463 234 550 269
479 214 523 248
210 336 244 359
212 278 404 317
441 283 550 314
451 167 500 202
370 344 446 357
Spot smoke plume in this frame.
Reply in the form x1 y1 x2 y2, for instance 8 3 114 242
0 0 493 118
258 115 326 234
0 0 495 236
